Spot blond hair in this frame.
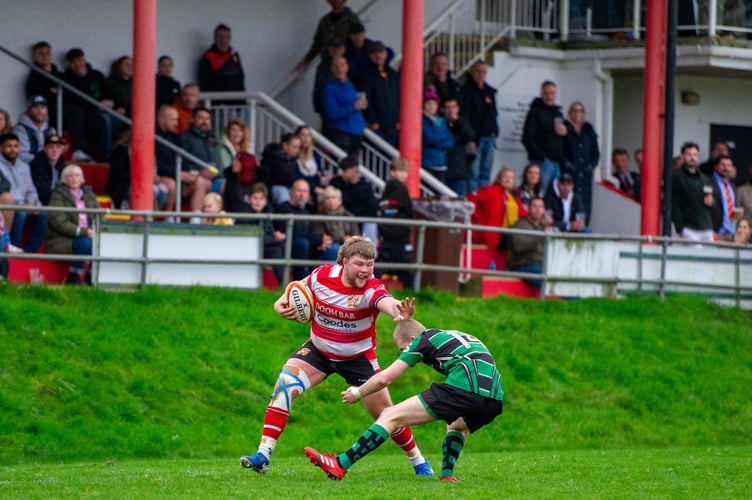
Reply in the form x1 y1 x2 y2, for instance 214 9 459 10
391 157 410 172
393 319 426 345
336 235 374 264
203 192 223 206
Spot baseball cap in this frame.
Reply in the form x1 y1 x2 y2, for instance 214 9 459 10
27 95 48 107
45 134 64 145
66 48 85 61
559 172 574 183
349 22 365 34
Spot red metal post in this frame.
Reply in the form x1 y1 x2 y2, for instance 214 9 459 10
399 0 424 198
640 0 667 236
131 0 157 212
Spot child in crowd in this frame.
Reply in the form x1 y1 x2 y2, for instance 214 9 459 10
376 157 414 288
202 192 234 226
247 182 286 286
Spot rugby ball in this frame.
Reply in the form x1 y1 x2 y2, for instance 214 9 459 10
285 280 314 324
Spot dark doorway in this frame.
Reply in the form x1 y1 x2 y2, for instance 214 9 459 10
710 124 752 187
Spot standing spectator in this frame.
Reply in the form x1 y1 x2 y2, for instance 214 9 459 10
0 133 47 253
198 24 245 93
29 133 66 206
672 142 714 245
46 164 100 284
174 84 200 133
330 154 379 242
344 22 394 86
699 139 729 177
522 80 568 191
544 172 589 233
247 182 286 285
179 107 216 219
317 185 360 261
420 88 454 185
360 41 400 147
515 163 545 210
0 110 12 134
323 56 367 156
507 197 548 289
295 125 326 197
13 95 56 164
376 157 414 287
313 38 347 129
443 97 476 197
612 148 641 201
25 41 64 127
710 155 738 240
736 165 752 219
154 105 181 212
108 56 133 117
297 0 362 71
426 53 460 106
156 55 181 108
258 132 302 205
564 101 599 223
468 167 527 249
459 60 498 192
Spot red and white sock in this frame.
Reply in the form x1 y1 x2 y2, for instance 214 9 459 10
391 426 426 467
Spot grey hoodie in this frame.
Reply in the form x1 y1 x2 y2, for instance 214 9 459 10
13 113 55 164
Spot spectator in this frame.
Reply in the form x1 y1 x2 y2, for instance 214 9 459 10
247 182 286 285
323 56 367 155
179 106 216 218
107 130 169 211
155 105 181 212
507 197 548 289
0 171 22 255
29 133 66 206
426 53 460 106
612 148 641 201
258 132 301 205
108 56 133 117
633 148 644 202
317 185 360 261
224 150 260 215
0 109 12 134
672 142 714 245
295 125 327 197
699 139 729 177
736 165 752 218
522 80 567 191
202 192 234 226
0 133 47 252
297 0 362 71
564 101 599 223
62 48 116 161
344 22 394 86
360 41 400 147
214 117 253 191
710 154 738 240
443 97 476 197
174 84 200 133
273 178 328 280
468 167 528 249
330 154 379 242
515 163 545 210
46 164 100 284
376 157 414 287
734 217 751 245
459 60 498 192
198 24 245 94
13 95 56 164
313 38 347 129
156 55 181 108
25 41 64 126
420 87 454 185
545 171 589 233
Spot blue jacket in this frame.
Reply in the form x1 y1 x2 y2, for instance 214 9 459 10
323 78 366 135
421 114 454 169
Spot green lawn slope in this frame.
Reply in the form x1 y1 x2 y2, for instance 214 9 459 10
1 284 750 465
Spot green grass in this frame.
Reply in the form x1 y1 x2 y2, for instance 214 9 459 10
0 284 751 496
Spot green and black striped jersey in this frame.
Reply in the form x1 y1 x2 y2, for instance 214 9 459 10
398 328 503 401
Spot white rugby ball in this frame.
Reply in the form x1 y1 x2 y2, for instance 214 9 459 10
285 280 314 324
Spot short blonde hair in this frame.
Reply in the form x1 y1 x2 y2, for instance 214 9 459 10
323 185 342 200
494 166 515 184
61 164 85 184
393 319 426 345
336 235 374 264
391 157 410 172
203 192 223 206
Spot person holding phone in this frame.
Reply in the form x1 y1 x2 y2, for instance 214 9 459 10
522 80 568 191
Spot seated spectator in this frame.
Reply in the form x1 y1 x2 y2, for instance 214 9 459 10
215 117 253 194
107 129 168 211
273 178 329 280
515 163 545 210
295 125 327 198
174 84 200 133
468 167 527 249
0 109 12 134
247 182 286 285
0 133 47 252
426 52 460 106
0 172 22 256
443 96 476 197
317 185 360 261
25 41 64 126
13 95 56 164
202 192 234 226
376 157 414 287
179 107 216 219
344 22 394 86
108 56 133 117
612 148 640 201
734 217 751 245
154 105 181 212
737 165 752 219
313 38 347 129
224 150 260 215
297 0 361 71
258 132 301 205
46 164 100 284
29 133 66 206
421 87 454 185
329 155 379 242
323 56 367 155
360 41 400 147
156 55 181 108
198 24 245 94
507 197 548 289
544 171 590 233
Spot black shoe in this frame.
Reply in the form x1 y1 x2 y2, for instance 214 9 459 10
66 272 81 285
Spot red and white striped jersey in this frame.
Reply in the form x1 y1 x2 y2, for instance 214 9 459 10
306 264 390 360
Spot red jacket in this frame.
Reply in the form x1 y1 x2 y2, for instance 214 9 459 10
468 183 528 248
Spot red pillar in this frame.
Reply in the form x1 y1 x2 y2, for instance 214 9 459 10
640 0 667 236
131 0 157 212
399 0 424 198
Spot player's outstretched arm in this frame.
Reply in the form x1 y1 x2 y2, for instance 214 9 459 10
342 359 411 404
377 296 415 322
